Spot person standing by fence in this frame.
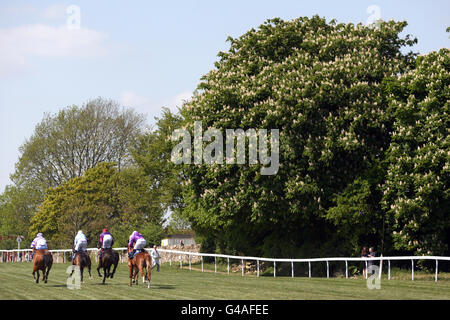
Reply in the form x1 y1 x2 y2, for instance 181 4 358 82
361 247 369 278
150 245 161 272
367 247 377 274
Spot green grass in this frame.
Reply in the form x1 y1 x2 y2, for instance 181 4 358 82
0 262 449 300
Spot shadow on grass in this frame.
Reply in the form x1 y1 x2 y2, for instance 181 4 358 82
48 284 69 288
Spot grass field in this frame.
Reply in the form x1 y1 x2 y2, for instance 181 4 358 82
0 262 449 300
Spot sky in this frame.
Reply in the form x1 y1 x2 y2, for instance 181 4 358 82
0 0 449 192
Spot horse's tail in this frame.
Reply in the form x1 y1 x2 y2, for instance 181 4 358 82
43 252 53 269
145 252 152 288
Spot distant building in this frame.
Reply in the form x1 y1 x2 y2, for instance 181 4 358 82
161 234 196 247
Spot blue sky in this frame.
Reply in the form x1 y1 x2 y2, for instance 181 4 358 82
0 0 449 192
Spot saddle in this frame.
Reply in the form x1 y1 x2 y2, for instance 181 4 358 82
128 249 146 260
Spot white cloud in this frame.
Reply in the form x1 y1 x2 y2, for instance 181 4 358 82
42 4 68 20
119 91 153 111
119 90 192 120
0 4 68 20
170 91 192 112
0 24 109 77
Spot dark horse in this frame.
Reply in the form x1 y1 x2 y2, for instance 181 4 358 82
97 248 119 284
32 249 53 284
128 250 152 288
71 250 92 282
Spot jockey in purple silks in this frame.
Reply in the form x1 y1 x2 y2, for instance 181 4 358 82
30 233 48 258
128 231 146 259
98 228 114 260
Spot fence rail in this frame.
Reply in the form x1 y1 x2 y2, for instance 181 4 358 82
1 248 449 282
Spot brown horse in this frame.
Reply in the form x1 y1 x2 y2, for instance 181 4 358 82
128 250 152 288
71 250 92 282
32 249 53 284
97 248 119 284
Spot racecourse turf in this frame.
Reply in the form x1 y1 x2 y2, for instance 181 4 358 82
0 262 449 300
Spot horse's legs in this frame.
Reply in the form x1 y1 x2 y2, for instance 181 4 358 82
45 263 52 284
141 266 146 284
128 264 134 286
111 262 118 279
35 270 39 284
133 266 139 285
80 267 84 283
147 263 151 289
88 261 92 279
102 267 107 284
97 264 102 277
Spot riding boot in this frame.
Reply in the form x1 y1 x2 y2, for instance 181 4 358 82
72 250 77 260
128 249 136 259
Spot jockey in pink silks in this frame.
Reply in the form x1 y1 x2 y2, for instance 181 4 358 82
128 231 146 259
98 228 114 260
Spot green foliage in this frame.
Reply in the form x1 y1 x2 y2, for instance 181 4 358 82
382 49 450 255
0 184 42 247
29 162 165 249
180 16 417 257
12 97 144 190
131 108 185 212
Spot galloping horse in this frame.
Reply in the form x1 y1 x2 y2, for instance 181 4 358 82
128 250 152 288
71 250 92 282
97 248 119 284
32 249 53 284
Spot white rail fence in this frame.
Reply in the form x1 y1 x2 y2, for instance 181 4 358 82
1 248 449 282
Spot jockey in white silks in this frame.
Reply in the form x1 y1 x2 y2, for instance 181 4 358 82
150 245 161 272
73 230 88 259
30 233 48 258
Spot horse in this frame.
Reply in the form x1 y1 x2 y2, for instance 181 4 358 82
70 250 92 282
128 250 152 288
97 248 119 284
32 249 53 284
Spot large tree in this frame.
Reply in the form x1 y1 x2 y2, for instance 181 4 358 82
131 108 187 224
180 16 417 257
382 48 450 256
12 97 145 190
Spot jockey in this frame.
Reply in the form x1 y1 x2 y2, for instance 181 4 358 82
73 230 88 259
30 233 48 258
98 228 114 260
128 231 146 259
150 245 161 272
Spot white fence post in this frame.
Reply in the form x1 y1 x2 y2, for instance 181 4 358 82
411 259 414 281
214 256 217 273
308 261 311 278
201 256 204 272
274 261 276 278
291 261 294 278
326 261 329 278
435 260 438 282
388 260 391 280
345 260 348 279
241 259 244 277
257 260 260 277
189 255 191 271
227 258 230 275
